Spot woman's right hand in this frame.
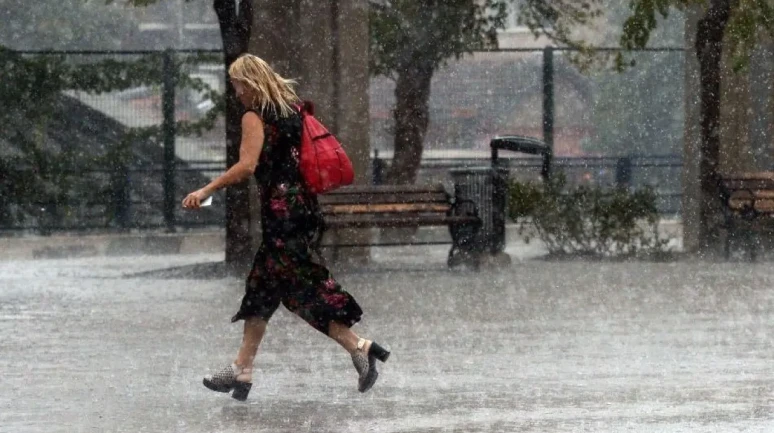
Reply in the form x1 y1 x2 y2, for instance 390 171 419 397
182 188 209 210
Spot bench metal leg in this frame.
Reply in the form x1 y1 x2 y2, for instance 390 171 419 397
332 243 341 264
724 217 733 260
447 246 481 271
748 226 758 262
314 229 346 265
312 230 328 266
447 220 483 271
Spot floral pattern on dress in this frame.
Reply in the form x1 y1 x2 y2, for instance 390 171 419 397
231 108 362 336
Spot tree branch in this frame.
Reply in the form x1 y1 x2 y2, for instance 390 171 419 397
214 0 251 59
695 0 733 55
235 0 253 52
213 0 236 26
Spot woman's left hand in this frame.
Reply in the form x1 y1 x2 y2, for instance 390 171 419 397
182 188 209 210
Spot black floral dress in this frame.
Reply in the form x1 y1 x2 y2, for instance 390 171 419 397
230 108 362 335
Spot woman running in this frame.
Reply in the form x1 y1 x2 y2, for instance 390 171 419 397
182 54 390 401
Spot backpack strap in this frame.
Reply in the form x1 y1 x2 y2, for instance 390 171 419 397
296 100 315 116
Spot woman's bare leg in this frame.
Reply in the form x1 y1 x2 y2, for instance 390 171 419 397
202 318 267 400
328 320 390 393
234 317 268 370
328 320 364 354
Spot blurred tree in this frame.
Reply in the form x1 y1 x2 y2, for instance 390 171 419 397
519 0 774 251
129 0 253 268
2 0 238 249
210 0 252 268
585 51 684 156
0 47 220 228
0 0 133 50
369 0 509 184
582 4 685 156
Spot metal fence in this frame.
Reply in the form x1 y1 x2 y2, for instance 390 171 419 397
369 47 685 159
3 49 226 233
373 153 683 215
2 47 685 234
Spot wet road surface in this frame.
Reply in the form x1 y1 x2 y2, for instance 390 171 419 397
2 249 774 432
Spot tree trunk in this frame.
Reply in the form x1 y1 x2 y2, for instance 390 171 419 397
386 61 434 184
215 0 253 268
695 0 734 251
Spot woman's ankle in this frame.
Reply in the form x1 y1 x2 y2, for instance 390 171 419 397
233 360 253 371
236 370 252 382
231 362 253 381
355 338 371 353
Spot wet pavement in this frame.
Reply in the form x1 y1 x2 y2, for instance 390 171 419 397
2 248 774 432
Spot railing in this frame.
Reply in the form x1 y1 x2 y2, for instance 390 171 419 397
3 47 686 234
1 153 682 235
372 152 683 215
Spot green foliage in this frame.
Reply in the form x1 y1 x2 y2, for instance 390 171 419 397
369 0 510 183
120 0 196 6
621 0 769 72
507 180 543 218
518 0 605 44
1 48 222 133
507 173 670 258
369 0 509 78
118 0 171 5
724 0 774 72
574 3 684 156
521 0 774 72
517 0 605 69
582 51 684 155
0 47 224 228
620 0 678 49
0 0 225 229
518 0 774 251
0 0 134 50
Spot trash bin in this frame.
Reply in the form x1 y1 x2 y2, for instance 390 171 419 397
449 166 509 254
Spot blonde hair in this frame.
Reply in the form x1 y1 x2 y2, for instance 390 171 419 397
228 54 300 117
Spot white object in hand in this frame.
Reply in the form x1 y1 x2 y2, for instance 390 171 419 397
201 196 213 207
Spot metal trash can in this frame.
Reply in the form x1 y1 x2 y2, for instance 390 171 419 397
449 166 509 254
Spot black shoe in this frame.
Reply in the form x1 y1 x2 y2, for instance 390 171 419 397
202 364 253 401
351 339 390 393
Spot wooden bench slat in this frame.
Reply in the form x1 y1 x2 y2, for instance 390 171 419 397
323 184 447 195
723 173 774 215
723 182 774 192
322 203 451 214
729 199 753 211
318 192 449 205
317 183 482 268
719 173 774 260
729 190 774 198
757 203 774 212
728 186 774 213
323 214 479 229
723 171 774 180
723 180 774 190
729 203 774 213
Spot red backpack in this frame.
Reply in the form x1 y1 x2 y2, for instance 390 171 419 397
297 101 354 194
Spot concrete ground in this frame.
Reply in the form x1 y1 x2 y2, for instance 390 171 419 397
2 237 774 432
0 218 683 261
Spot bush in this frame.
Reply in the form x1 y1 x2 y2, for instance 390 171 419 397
507 173 670 259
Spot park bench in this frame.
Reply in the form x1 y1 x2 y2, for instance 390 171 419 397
720 172 774 260
316 184 483 269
